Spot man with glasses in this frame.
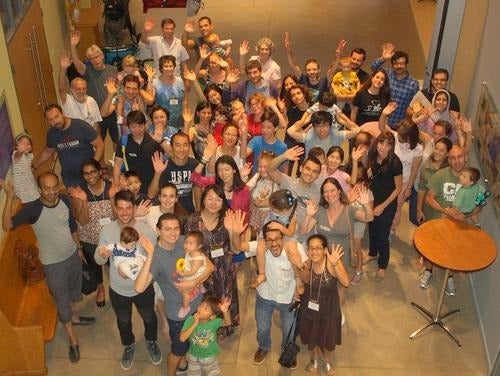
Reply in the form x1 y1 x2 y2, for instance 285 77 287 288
371 42 419 128
419 68 461 112
253 222 307 368
70 29 119 145
2 173 95 363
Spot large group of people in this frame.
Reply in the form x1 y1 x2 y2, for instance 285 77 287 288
1 7 485 376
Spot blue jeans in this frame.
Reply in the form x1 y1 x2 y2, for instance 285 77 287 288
254 292 294 351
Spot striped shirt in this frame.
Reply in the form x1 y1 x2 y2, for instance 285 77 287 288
12 152 39 204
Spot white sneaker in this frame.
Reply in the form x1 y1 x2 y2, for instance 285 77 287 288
419 270 432 289
445 276 456 296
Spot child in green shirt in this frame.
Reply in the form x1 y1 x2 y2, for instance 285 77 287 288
180 296 231 375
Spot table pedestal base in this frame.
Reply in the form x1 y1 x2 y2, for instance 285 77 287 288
409 269 462 347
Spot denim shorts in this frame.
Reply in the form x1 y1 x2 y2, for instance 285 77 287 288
167 317 189 356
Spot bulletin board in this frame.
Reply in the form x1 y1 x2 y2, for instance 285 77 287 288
0 91 15 180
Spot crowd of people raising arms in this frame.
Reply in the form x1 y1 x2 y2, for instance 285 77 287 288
1 8 483 376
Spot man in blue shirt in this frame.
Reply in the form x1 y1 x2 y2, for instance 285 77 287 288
371 43 419 128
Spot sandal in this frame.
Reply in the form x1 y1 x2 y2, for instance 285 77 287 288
375 269 385 282
305 359 319 373
325 362 336 376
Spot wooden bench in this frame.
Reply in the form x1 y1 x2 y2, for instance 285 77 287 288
0 224 58 375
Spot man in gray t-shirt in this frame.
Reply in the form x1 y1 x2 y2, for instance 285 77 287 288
2 173 94 363
136 213 214 376
267 146 322 243
95 190 160 370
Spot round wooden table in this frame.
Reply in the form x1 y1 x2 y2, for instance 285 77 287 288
411 218 496 347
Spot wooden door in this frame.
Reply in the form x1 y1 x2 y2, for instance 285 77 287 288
7 0 57 170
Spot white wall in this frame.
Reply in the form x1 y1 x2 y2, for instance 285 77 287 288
464 0 500 370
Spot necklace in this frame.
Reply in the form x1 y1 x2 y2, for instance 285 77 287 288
75 96 91 121
87 180 105 202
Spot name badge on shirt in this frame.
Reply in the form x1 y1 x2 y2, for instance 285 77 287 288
319 225 331 232
211 248 224 258
169 98 179 105
308 301 320 311
99 217 112 226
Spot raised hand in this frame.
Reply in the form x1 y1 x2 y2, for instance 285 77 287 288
336 39 347 56
381 42 396 61
284 145 305 161
182 106 194 125
105 77 118 95
224 209 248 234
202 134 218 161
356 185 371 205
382 102 398 117
284 32 292 52
60 51 72 69
135 199 152 217
457 114 472 133
109 180 125 197
151 151 168 174
240 162 253 179
143 18 155 32
144 64 155 79
226 68 240 84
199 44 209 60
305 199 319 217
139 234 155 255
257 185 270 200
327 244 344 265
351 145 367 161
70 29 81 47
183 69 197 82
239 40 249 56
265 97 277 109
219 297 231 313
184 18 196 33
67 186 88 201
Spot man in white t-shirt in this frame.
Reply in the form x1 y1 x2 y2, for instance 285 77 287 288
141 17 189 76
58 52 102 130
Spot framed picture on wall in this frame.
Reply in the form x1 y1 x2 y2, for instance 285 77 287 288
474 83 500 221
0 91 15 181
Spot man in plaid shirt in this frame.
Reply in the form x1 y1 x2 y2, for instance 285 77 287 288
371 42 419 128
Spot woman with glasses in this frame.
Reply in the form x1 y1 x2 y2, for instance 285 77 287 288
184 185 247 337
296 234 349 375
68 158 118 307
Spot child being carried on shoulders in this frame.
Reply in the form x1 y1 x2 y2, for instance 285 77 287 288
177 231 208 319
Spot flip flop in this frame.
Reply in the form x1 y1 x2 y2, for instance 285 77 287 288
72 316 96 326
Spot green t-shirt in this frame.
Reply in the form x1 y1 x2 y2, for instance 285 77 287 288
425 167 461 220
182 315 223 358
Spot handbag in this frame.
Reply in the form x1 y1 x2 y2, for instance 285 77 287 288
14 239 45 284
81 262 98 295
278 304 300 368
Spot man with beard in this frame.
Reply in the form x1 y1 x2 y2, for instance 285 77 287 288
2 173 95 363
371 42 419 128
33 104 103 187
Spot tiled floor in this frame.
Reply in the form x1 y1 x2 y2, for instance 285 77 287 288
45 1 489 375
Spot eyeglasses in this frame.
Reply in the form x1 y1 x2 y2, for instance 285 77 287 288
307 246 325 252
82 169 99 177
87 54 103 60
265 237 283 244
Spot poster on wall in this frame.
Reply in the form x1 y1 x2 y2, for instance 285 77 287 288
474 82 500 222
0 91 15 180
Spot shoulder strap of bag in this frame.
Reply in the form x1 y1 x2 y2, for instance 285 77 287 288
283 306 299 345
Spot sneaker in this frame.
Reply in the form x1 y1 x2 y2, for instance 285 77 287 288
419 270 432 289
445 276 456 296
253 348 268 365
289 358 297 369
121 344 135 371
68 344 80 363
350 271 363 285
146 341 162 365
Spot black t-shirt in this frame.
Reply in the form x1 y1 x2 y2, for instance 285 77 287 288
369 155 403 207
115 133 163 193
299 74 329 103
356 68 370 85
352 90 389 125
285 105 307 147
159 157 198 214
